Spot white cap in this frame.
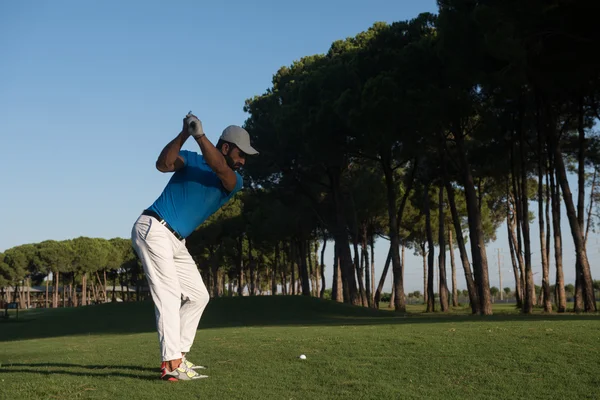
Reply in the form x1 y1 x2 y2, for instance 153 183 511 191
220 125 259 155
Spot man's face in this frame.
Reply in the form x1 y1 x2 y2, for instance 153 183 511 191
222 143 246 171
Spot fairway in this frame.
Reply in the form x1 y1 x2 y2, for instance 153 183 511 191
1 297 599 399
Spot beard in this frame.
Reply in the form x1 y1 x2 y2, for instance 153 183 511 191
225 153 242 171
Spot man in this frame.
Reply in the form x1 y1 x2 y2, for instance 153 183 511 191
131 112 258 381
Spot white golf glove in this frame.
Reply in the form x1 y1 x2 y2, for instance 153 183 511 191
186 112 205 139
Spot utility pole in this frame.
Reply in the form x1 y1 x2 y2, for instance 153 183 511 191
498 248 503 301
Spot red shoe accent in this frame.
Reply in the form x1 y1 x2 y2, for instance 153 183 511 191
160 362 178 381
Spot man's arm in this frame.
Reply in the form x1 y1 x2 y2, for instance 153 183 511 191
187 114 238 192
194 135 238 192
156 127 188 173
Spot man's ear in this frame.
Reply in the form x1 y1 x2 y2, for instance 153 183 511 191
221 142 230 155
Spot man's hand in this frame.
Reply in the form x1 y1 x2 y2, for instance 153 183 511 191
187 112 239 192
185 112 205 139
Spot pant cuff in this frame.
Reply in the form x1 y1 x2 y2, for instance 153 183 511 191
162 353 183 362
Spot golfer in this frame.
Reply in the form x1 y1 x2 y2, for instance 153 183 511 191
131 112 258 381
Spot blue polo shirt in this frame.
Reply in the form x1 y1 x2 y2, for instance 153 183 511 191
147 150 243 238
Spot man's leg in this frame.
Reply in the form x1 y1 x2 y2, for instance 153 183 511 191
174 241 210 355
131 215 183 366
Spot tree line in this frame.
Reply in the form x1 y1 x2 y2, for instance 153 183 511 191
241 0 600 314
2 1 600 314
0 238 139 309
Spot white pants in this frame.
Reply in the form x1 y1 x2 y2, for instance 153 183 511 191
131 214 210 362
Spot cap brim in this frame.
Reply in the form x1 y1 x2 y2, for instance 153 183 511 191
239 144 259 155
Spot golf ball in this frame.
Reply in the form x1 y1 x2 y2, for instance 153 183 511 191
299 354 307 360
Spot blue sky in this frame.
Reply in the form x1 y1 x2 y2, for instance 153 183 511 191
1 0 598 294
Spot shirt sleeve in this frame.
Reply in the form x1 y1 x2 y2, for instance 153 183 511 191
234 173 244 192
179 150 192 166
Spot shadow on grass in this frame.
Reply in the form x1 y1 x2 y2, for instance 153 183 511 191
1 363 158 372
0 296 598 342
0 366 157 381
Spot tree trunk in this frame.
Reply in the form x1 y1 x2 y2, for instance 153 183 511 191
371 234 376 304
507 197 523 308
381 157 405 312
330 167 360 305
280 260 287 296
95 272 106 303
374 247 392 308
585 168 597 245
537 131 552 313
111 274 117 302
574 259 584 308
455 132 492 315
290 242 296 296
545 167 552 302
362 225 372 308
299 240 311 296
14 284 19 308
449 227 459 307
281 243 288 295
333 229 356 304
550 120 596 311
510 168 526 304
575 99 586 311
217 270 223 297
227 276 233 297
50 273 54 308
103 270 108 302
72 276 77 307
125 275 131 302
312 241 320 297
362 246 372 308
45 275 49 308
332 242 342 302
549 158 566 312
54 271 60 308
273 243 279 296
236 235 244 297
26 278 31 309
206 265 213 298
12 284 18 306
14 284 19 307
92 279 99 304
21 284 25 309
353 236 367 306
320 239 326 298
422 244 428 305
248 239 256 296
371 162 414 309
211 247 220 298
444 178 479 313
331 243 338 301
425 183 436 313
336 253 343 302
82 273 87 306
219 271 225 297
517 125 535 314
401 242 405 305
438 183 449 312
120 274 125 302
306 241 314 296
72 277 78 307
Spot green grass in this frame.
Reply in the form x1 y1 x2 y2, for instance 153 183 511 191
0 297 599 400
